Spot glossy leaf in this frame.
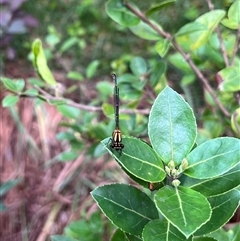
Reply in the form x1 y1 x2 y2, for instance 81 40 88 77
111 229 128 241
182 163 240 197
148 86 197 165
32 38 57 86
195 189 240 236
146 0 176 17
155 39 171 57
217 66 240 92
154 186 211 238
2 95 19 107
142 219 192 241
130 57 147 77
102 137 166 183
185 137 240 179
91 183 159 236
130 21 162 40
106 0 140 27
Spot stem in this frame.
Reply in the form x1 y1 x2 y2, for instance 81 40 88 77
206 0 229 66
124 1 230 117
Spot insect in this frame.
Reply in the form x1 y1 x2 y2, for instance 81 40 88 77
110 73 124 153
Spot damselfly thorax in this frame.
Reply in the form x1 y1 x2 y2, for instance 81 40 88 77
111 127 124 151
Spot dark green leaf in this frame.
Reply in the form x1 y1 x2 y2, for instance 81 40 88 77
146 0 176 16
195 189 240 236
130 57 147 77
205 228 230 241
148 86 197 165
91 183 159 236
142 219 192 241
106 0 140 27
111 229 128 241
2 95 19 107
182 163 240 197
185 137 240 179
154 186 211 238
102 137 166 183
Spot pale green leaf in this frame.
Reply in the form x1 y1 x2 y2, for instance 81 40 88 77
32 38 57 86
2 95 19 107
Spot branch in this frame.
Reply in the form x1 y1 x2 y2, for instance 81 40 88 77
34 86 150 115
206 0 229 66
124 1 230 117
231 27 240 65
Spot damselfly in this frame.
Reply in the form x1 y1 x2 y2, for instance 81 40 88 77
110 73 124 153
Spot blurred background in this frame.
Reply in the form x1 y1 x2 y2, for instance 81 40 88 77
0 0 239 240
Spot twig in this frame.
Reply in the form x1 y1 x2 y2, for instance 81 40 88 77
206 0 229 66
124 1 230 117
34 86 150 115
231 27 240 65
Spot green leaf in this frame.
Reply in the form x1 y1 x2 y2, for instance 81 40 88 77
1 77 18 92
0 179 20 196
231 107 240 137
154 186 211 238
193 238 217 241
148 86 197 165
86 60 100 78
2 95 19 107
182 163 240 197
51 235 78 241
106 0 140 27
146 0 176 16
221 0 240 30
218 66 240 92
149 61 166 87
57 150 79 162
176 10 225 50
168 53 193 74
130 21 162 40
59 37 79 53
130 57 147 77
185 137 240 179
205 228 230 241
57 104 80 119
155 38 171 57
102 137 166 183
142 219 192 241
15 79 25 92
67 71 84 81
23 89 39 97
91 183 159 236
32 38 57 86
195 189 240 236
111 229 128 241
